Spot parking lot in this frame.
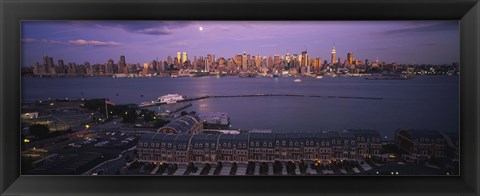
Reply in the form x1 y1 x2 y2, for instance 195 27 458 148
25 130 139 175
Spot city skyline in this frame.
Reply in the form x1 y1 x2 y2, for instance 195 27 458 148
22 21 459 66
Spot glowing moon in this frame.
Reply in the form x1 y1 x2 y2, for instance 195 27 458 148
199 26 204 31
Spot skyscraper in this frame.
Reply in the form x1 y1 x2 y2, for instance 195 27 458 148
177 52 182 65
347 52 354 65
331 44 337 65
182 52 188 63
242 52 248 71
119 55 127 74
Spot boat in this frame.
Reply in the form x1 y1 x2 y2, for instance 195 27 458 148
294 78 302 82
157 94 185 104
112 74 127 78
316 76 323 79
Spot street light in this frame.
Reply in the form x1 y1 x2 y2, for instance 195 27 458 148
24 139 30 143
85 124 90 129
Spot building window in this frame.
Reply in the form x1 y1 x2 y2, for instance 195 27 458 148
332 141 336 145
295 142 298 146
289 142 293 146
151 143 154 147
361 137 365 142
228 143 231 147
250 142 254 147
276 141 279 145
212 144 215 148
205 143 209 148
199 144 203 148
269 143 272 147
195 143 198 148
263 142 267 147
282 141 286 146
256 142 259 147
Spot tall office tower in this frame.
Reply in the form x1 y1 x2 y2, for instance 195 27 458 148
273 54 280 68
234 54 242 70
119 55 127 74
57 60 64 68
255 55 262 69
301 50 308 67
347 52 354 65
314 58 322 74
182 52 188 63
242 52 248 71
106 59 114 74
285 53 291 64
177 52 182 65
142 63 149 76
331 44 337 65
338 57 341 65
267 56 274 70
365 59 369 66
212 54 216 63
167 56 173 65
206 54 213 71
292 54 299 69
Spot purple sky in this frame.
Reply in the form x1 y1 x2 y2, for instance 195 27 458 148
21 21 459 66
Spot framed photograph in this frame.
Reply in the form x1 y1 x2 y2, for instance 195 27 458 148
1 0 479 195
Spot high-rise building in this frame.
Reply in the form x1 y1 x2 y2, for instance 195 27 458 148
177 52 182 64
347 52 354 65
119 55 127 74
106 59 114 74
234 55 242 70
242 52 248 71
273 55 280 68
301 51 308 67
167 56 173 65
331 44 337 65
182 52 188 63
314 58 322 74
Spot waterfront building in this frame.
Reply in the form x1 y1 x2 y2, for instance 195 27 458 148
157 115 202 134
347 129 382 158
249 133 275 161
190 134 219 163
137 129 383 165
394 129 448 162
218 134 249 163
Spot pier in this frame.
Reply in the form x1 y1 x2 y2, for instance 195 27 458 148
139 94 383 108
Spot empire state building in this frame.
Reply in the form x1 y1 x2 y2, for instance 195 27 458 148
331 44 337 65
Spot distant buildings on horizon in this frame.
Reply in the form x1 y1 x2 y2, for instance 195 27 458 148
22 45 460 77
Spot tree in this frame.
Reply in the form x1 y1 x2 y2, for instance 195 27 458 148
122 107 137 123
180 111 188 116
29 124 50 139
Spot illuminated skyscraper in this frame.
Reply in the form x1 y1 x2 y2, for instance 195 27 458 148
347 52 354 65
331 44 337 65
182 52 188 63
177 52 182 65
301 50 308 67
242 52 248 71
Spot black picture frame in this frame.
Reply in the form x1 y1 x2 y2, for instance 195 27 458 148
1 0 479 195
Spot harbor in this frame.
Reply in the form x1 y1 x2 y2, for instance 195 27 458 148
139 93 384 108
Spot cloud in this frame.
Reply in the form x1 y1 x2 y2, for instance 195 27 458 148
68 39 121 46
42 39 63 44
382 21 458 35
22 38 36 43
93 21 191 35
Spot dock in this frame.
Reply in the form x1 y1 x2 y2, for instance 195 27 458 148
139 93 383 108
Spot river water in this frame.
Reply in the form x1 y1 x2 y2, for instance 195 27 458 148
22 76 459 138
